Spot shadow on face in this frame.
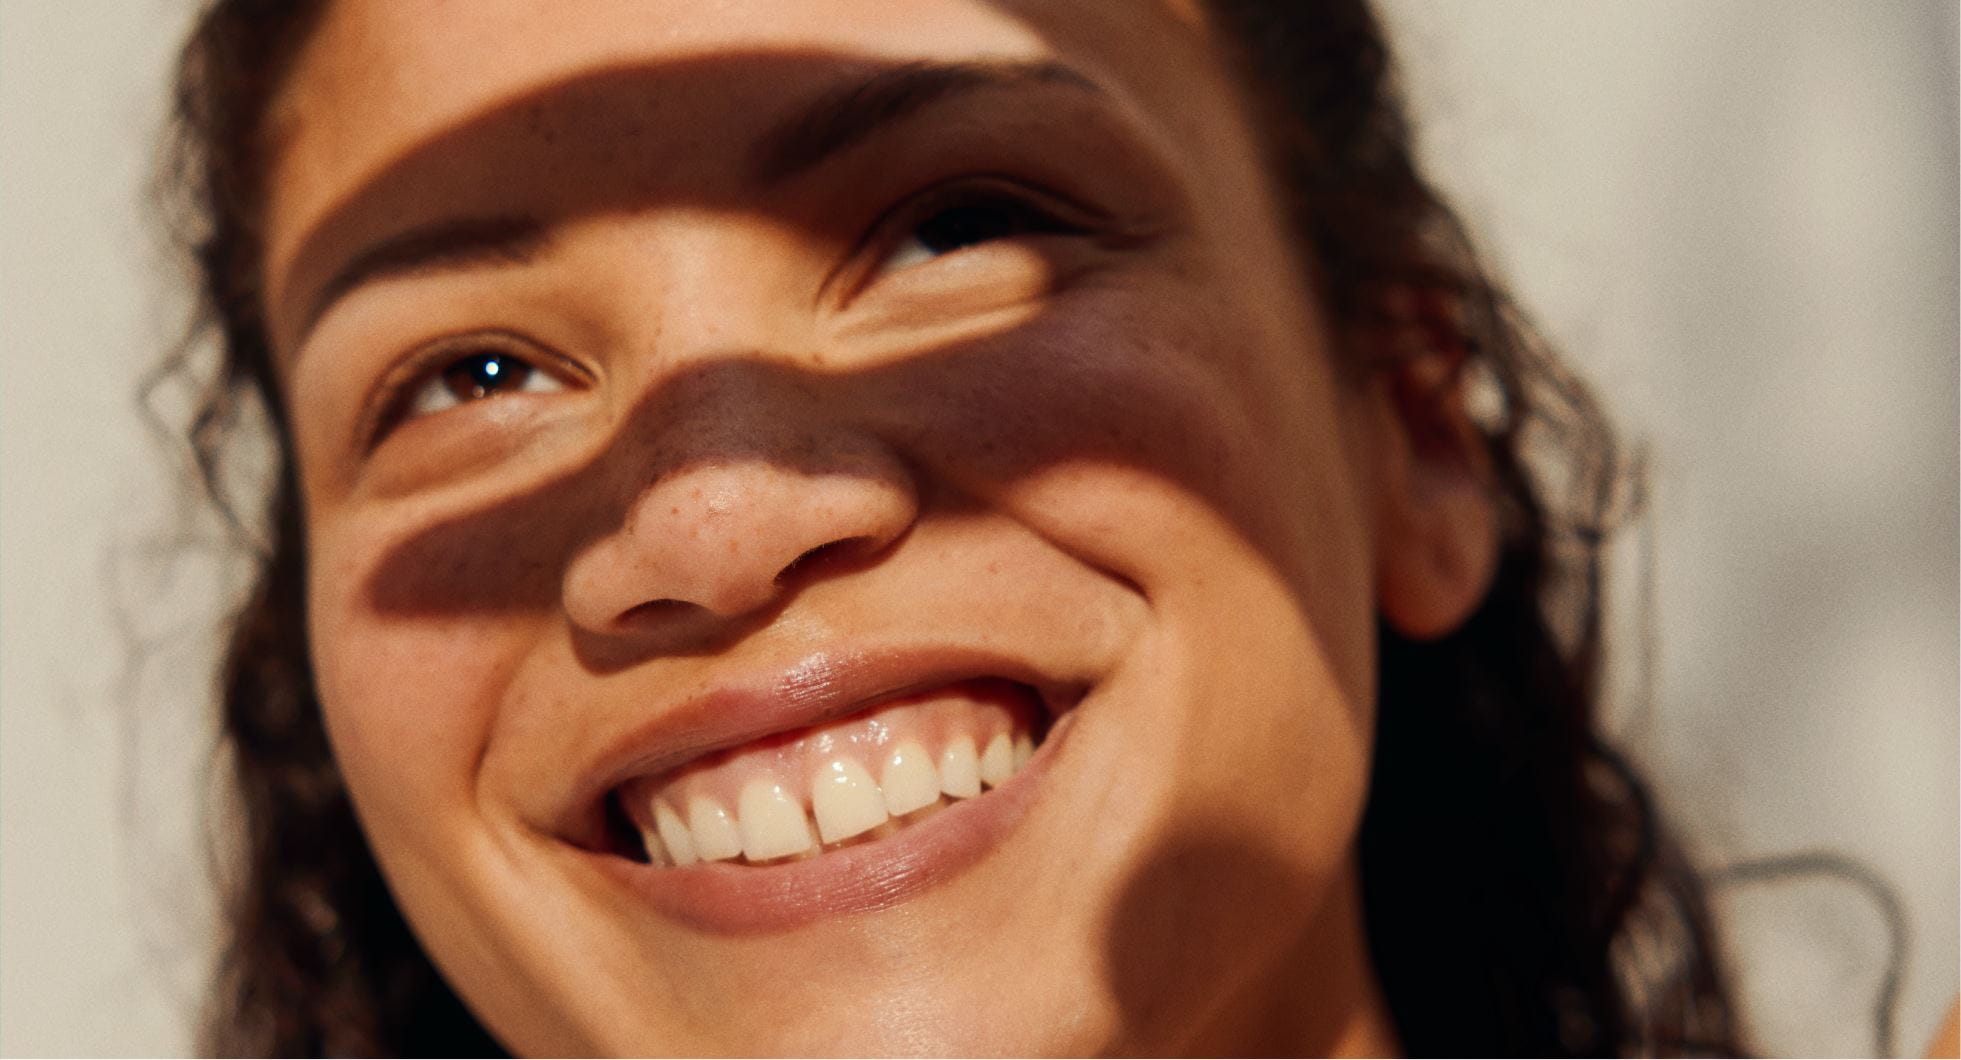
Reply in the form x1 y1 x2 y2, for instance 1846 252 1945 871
276 47 1374 679
265 9 1429 1051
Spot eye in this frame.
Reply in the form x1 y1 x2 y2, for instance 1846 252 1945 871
363 338 581 447
876 186 1081 274
405 349 565 418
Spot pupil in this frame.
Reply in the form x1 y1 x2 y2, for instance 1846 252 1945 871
444 352 528 401
915 203 1024 255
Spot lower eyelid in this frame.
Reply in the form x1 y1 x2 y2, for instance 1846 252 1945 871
828 246 1081 342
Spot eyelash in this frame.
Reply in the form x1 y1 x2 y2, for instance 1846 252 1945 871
363 181 1085 445
363 332 584 447
871 181 1082 271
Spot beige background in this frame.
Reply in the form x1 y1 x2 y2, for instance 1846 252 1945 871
2 1 1955 1054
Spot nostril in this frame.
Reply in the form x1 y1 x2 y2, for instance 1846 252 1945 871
619 597 699 625
775 536 873 586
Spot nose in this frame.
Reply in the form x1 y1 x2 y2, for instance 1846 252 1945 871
562 440 917 634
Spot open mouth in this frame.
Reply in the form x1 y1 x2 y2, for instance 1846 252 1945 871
602 678 1053 868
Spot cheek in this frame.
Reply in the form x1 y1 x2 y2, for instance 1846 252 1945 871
306 532 541 856
870 286 1307 509
874 279 1380 816
874 280 1375 675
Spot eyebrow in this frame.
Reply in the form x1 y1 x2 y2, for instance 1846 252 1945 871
752 58 1105 185
297 60 1103 343
300 214 549 340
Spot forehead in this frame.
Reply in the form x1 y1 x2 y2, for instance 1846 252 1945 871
263 0 1232 346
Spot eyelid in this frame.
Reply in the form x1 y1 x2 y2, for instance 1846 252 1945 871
356 329 591 451
826 174 1105 306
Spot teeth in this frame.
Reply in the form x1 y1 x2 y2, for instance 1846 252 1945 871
880 741 941 816
653 801 697 866
630 717 1045 867
905 796 949 821
738 779 816 861
979 732 1014 789
811 758 890 844
938 736 982 798
640 827 672 868
687 795 745 862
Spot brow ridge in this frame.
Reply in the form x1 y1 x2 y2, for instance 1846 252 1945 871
753 58 1102 185
297 60 1100 345
302 215 549 340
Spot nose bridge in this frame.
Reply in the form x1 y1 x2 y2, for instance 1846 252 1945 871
612 208 802 364
562 359 917 632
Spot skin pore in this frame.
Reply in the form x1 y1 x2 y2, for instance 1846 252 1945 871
259 0 1497 1053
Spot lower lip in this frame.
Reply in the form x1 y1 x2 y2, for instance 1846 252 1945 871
587 710 1077 935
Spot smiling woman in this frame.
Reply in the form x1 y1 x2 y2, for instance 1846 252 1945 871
162 0 1739 1055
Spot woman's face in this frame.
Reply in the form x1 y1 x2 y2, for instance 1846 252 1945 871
261 0 1487 1053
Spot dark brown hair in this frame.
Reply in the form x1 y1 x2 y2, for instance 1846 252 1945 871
160 0 1740 1054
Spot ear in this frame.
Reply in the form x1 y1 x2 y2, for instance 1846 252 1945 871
1363 294 1501 641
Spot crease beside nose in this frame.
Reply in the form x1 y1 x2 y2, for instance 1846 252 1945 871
562 456 916 632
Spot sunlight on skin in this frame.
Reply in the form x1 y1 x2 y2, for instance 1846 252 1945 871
256 1 1496 1053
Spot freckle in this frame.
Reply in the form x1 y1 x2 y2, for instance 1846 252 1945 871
670 506 680 515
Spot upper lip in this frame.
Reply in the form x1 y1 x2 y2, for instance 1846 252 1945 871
557 644 1082 847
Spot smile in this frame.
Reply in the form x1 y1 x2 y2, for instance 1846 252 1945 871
565 647 1086 931
611 678 1047 867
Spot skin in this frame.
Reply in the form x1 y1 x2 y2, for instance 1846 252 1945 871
261 0 1498 1053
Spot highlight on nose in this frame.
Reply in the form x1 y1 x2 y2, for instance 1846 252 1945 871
561 458 918 633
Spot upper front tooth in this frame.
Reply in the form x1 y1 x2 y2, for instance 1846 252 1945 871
880 741 941 816
811 758 890 844
1012 732 1034 772
687 795 745 862
939 736 982 798
979 732 1014 788
738 779 816 861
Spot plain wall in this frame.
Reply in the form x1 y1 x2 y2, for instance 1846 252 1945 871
2 1 1954 1055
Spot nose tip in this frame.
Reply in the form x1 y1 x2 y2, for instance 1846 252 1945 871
562 457 916 634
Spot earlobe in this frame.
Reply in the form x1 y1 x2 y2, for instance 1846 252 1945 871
1366 317 1502 642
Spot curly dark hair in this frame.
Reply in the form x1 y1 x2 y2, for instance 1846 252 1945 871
157 0 1742 1054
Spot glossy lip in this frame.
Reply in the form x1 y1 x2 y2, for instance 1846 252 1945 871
584 706 1078 934
554 644 1086 849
